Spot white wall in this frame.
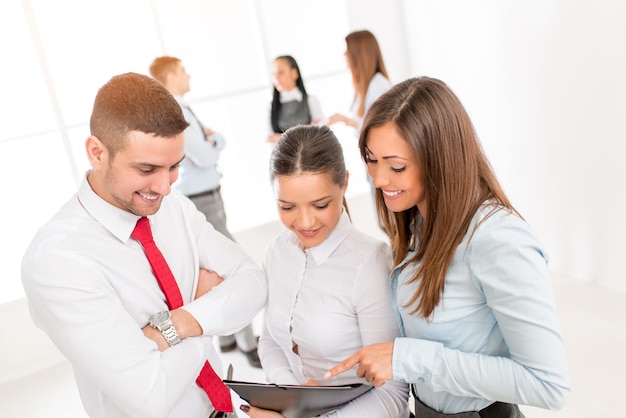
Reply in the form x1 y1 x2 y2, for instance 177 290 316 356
400 0 626 290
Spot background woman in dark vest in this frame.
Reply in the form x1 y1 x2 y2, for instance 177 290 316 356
267 55 325 144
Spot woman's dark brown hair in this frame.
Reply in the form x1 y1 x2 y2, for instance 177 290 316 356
359 76 519 318
270 125 351 218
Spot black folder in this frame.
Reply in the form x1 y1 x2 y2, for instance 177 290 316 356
225 380 372 418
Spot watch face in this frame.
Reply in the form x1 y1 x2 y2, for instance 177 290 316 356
150 311 171 328
149 310 181 346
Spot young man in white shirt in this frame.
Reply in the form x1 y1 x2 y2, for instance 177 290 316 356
22 72 266 418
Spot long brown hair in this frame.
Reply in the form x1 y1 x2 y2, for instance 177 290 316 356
345 30 389 118
359 77 519 318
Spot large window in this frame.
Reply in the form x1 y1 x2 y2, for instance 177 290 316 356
0 0 366 303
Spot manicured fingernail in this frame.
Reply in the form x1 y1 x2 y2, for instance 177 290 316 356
324 371 331 378
240 404 250 413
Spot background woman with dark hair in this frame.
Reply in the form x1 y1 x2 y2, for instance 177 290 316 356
267 55 324 144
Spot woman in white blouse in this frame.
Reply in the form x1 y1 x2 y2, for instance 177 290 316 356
327 30 392 135
267 55 325 144
241 125 409 417
327 30 392 208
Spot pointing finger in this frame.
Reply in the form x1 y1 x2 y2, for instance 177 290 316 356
324 351 361 379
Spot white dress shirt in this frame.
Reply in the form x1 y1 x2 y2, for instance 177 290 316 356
172 95 226 195
350 72 392 134
258 212 409 417
21 175 267 418
392 207 570 413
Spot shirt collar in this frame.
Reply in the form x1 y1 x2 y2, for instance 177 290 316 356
173 95 187 107
280 88 303 103
77 172 143 243
302 210 352 265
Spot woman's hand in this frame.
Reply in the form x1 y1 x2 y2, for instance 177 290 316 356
267 133 282 143
326 113 346 126
325 341 394 387
239 405 284 417
301 379 320 386
327 113 357 129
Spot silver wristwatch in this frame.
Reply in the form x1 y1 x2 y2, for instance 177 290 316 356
149 311 182 347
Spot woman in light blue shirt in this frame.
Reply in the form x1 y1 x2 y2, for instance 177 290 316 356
241 125 409 417
326 77 570 417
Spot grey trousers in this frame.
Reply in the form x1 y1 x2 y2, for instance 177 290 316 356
189 189 258 353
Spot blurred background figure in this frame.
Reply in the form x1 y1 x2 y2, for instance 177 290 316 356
267 55 325 144
327 30 392 207
327 29 391 135
149 56 261 368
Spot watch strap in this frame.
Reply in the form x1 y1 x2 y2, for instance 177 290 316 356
150 311 182 347
160 324 181 347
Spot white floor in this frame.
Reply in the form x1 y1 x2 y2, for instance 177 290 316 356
1 193 624 417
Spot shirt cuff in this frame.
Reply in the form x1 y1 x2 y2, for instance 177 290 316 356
392 337 438 384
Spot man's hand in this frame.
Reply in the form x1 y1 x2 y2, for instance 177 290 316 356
204 127 215 137
143 268 223 351
204 127 217 146
195 268 224 299
142 323 169 351
324 341 395 387
142 308 203 351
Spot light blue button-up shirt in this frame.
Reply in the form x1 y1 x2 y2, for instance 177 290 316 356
172 95 225 196
391 206 570 413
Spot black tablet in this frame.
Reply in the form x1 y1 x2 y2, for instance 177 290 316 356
225 380 372 417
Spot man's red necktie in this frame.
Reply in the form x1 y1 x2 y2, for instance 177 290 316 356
132 216 233 413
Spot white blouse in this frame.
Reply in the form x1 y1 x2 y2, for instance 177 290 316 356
350 72 392 134
258 212 409 417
